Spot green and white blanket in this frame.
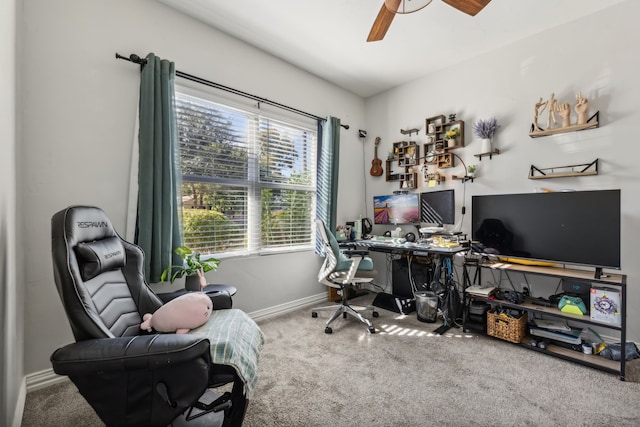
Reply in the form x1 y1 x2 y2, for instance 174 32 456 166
190 308 265 398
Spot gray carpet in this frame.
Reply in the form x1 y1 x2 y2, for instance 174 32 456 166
23 295 640 426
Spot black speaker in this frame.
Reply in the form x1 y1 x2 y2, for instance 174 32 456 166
361 217 372 237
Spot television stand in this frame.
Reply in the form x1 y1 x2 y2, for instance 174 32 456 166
462 260 628 380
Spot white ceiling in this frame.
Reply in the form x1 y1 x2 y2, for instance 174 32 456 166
157 0 626 98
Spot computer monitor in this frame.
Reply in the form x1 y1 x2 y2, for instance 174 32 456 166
420 189 455 226
373 193 420 225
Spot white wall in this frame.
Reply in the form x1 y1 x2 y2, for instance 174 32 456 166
364 1 640 341
20 0 365 375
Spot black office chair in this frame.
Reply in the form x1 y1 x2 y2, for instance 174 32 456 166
311 219 378 334
49 206 264 427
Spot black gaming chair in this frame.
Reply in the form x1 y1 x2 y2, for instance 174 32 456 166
49 206 264 427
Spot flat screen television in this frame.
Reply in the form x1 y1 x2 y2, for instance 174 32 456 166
471 190 621 274
373 193 420 225
420 189 455 226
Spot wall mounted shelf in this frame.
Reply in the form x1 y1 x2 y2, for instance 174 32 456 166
529 111 599 138
387 141 420 188
474 149 500 161
400 128 420 136
424 115 465 177
452 175 474 183
385 159 400 182
528 159 599 180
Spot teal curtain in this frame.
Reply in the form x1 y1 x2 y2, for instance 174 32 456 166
136 53 183 282
317 116 340 234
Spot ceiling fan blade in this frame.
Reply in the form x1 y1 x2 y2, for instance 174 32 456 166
367 0 401 42
442 0 491 16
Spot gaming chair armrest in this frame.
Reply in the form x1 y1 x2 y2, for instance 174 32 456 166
51 334 211 376
156 284 237 310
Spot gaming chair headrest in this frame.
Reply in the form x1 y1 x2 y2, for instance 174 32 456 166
52 205 119 248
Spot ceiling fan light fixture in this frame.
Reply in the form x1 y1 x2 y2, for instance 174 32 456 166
385 0 433 14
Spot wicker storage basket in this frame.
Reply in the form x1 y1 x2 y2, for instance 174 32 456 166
486 310 527 343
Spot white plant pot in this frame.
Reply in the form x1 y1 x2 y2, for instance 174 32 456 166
480 138 492 154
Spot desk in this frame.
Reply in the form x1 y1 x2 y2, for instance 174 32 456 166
356 238 467 314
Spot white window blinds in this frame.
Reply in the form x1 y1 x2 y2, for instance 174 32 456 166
175 91 317 257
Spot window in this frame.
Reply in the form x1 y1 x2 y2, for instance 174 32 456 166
175 90 317 257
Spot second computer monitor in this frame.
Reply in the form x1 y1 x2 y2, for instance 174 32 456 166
420 189 455 226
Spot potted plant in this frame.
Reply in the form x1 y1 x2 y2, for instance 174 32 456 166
472 117 501 153
161 246 221 291
467 164 477 178
445 127 460 147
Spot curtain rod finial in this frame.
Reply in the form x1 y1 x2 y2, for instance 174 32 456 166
129 54 144 63
115 52 147 65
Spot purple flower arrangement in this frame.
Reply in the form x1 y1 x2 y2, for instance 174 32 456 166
472 117 501 139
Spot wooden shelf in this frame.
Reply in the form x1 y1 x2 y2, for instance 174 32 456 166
528 159 598 180
425 173 445 184
400 128 419 136
385 159 400 182
452 175 474 183
425 116 464 176
474 149 500 160
390 141 419 188
529 111 599 138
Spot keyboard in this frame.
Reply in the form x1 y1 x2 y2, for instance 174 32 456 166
429 245 464 253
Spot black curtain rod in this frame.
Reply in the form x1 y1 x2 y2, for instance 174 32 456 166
115 53 349 130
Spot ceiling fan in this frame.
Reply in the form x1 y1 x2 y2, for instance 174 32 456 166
367 0 492 42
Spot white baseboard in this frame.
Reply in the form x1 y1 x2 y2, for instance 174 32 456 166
11 377 26 427
23 293 328 392
25 368 67 393
248 292 327 322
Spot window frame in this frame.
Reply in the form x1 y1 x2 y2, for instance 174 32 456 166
174 84 318 259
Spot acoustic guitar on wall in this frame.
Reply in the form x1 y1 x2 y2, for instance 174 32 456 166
370 137 383 177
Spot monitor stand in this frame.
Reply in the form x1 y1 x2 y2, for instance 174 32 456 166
594 267 603 279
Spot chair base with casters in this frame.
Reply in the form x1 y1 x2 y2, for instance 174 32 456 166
313 218 379 334
312 286 379 334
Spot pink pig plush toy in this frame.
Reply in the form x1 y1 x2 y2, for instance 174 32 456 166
140 292 213 334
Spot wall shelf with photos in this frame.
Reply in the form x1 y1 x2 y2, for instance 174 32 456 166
386 141 420 188
424 115 465 175
425 115 465 150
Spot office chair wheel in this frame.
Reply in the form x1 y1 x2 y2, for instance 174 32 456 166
311 312 318 318
343 312 347 319
372 311 379 317
368 326 376 334
325 326 333 334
